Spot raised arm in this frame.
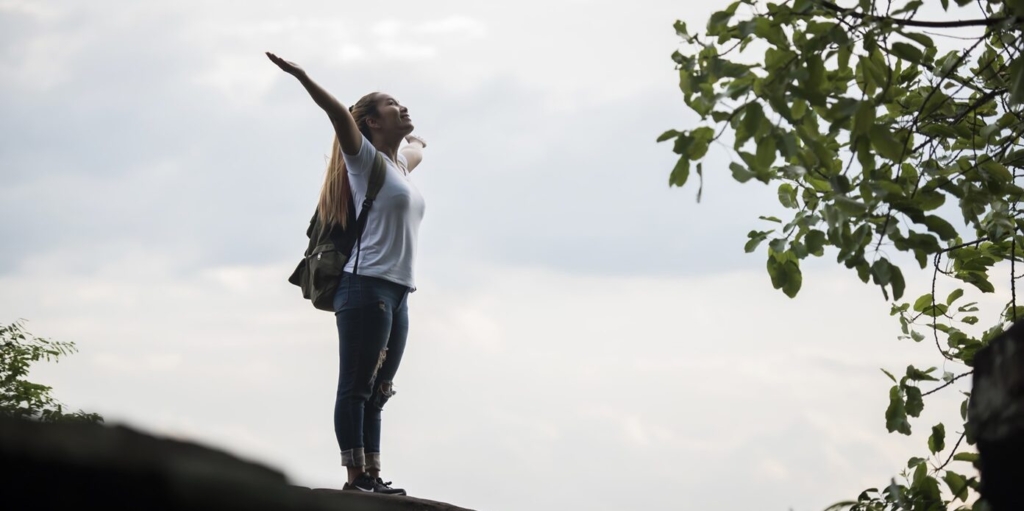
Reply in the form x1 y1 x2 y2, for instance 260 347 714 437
400 135 427 173
265 52 362 155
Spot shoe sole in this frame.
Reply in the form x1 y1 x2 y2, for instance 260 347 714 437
342 485 374 493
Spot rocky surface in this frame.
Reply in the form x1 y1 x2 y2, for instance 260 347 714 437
0 416 473 511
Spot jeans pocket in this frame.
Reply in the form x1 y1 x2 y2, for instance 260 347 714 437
334 274 373 312
337 287 390 316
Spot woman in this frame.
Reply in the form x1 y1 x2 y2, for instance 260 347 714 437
266 52 427 496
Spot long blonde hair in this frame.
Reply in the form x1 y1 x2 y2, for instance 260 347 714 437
318 93 380 230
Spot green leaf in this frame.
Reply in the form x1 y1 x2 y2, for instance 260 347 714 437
905 385 924 417
745 230 772 253
953 452 979 463
1004 305 1024 322
688 126 715 160
769 238 787 254
943 471 969 502
922 215 958 240
912 461 927 487
852 101 876 139
885 385 911 435
805 230 826 256
890 42 923 63
946 288 964 305
738 103 765 148
913 293 934 312
964 273 996 293
891 265 906 300
881 368 897 383
806 54 825 91
906 365 939 382
1007 54 1024 106
980 159 1013 182
916 190 945 211
657 130 681 143
696 163 704 202
707 8 736 28
674 20 689 37
829 174 852 194
838 44 852 70
928 423 945 453
920 124 959 138
730 162 756 183
756 137 776 170
766 254 803 298
754 17 789 48
872 258 893 287
870 125 909 162
670 155 691 187
778 183 798 209
903 32 934 49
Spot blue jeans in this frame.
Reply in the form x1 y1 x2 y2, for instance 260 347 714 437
333 272 410 471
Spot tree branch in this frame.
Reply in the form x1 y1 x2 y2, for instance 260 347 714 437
945 88 1007 128
935 431 967 472
940 238 990 254
817 0 1015 28
922 371 974 397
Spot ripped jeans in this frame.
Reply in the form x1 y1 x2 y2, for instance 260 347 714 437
333 271 410 472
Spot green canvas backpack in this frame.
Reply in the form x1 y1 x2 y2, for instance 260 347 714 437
288 152 387 311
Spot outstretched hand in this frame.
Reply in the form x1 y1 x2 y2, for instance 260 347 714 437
265 52 306 78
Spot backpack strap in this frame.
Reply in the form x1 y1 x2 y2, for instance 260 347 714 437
347 152 388 275
365 152 387 204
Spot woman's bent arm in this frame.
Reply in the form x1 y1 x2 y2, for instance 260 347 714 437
400 136 426 172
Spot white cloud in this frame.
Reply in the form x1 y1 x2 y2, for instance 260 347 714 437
412 16 486 39
0 0 64 19
0 29 92 92
370 19 404 38
376 40 437 60
337 44 368 63
371 16 485 40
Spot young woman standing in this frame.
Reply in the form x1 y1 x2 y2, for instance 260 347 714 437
266 52 427 496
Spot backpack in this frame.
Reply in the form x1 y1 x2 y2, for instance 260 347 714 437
288 152 387 311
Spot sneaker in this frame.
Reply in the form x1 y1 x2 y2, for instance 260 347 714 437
372 477 407 496
342 472 375 493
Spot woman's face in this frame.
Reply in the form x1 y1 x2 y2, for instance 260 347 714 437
370 94 414 136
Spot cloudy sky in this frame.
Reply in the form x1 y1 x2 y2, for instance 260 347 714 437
0 1 1001 510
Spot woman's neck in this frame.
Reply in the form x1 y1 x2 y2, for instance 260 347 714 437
372 135 403 163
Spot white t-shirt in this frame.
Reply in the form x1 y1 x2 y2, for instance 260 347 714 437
342 136 426 290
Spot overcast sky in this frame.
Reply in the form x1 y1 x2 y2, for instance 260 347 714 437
0 1 999 510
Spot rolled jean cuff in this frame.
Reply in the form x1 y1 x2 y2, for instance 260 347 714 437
341 448 365 467
368 452 385 471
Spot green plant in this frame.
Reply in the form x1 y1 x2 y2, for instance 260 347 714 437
663 0 1024 509
0 320 102 423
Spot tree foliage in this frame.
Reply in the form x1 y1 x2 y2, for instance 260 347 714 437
664 0 1024 509
0 320 102 423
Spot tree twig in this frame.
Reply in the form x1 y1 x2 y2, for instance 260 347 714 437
935 431 967 472
922 371 974 397
817 0 1016 28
